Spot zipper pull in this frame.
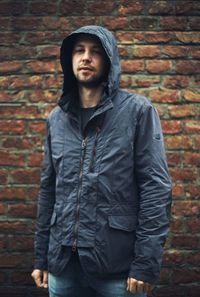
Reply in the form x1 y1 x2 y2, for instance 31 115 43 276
72 239 77 252
82 138 87 149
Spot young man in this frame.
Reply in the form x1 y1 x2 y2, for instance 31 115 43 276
31 26 172 297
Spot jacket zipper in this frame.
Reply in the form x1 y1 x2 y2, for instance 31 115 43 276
72 137 87 252
89 127 101 172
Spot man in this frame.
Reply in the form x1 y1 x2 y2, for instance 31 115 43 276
31 26 172 297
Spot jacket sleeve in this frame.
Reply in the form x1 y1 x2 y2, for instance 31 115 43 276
34 119 56 271
129 102 172 284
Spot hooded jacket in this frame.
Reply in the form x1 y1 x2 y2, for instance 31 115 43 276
34 26 172 284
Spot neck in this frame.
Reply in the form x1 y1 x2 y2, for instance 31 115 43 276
78 84 104 108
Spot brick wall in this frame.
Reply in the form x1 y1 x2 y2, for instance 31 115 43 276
0 1 200 296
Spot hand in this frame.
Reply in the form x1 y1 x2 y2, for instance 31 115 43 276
127 277 154 295
31 269 48 288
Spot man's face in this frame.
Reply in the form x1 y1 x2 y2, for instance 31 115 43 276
72 34 108 88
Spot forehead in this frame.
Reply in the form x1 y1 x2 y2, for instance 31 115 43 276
73 34 103 48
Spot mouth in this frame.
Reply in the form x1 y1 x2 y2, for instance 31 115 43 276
78 67 94 72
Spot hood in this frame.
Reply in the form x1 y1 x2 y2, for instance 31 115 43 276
60 25 121 97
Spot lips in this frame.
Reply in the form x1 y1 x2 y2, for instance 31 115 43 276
78 67 93 71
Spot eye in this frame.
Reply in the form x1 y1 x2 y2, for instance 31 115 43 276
73 47 84 54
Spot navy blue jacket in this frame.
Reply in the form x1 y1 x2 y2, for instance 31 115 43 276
34 26 172 284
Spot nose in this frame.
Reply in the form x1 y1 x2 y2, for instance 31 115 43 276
82 49 92 62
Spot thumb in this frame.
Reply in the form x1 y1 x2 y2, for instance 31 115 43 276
126 278 130 291
42 271 48 288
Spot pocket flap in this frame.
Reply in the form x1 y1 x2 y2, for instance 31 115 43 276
108 215 137 232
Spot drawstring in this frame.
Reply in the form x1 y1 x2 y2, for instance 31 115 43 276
89 126 101 172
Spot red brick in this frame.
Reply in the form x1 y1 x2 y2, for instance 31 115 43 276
184 152 200 166
165 135 193 149
163 250 185 266
163 46 189 58
26 61 56 73
0 61 22 73
70 16 101 28
130 17 158 30
191 47 200 58
11 271 33 285
2 138 33 150
45 75 63 88
161 120 182 134
146 60 172 74
0 46 37 60
148 1 174 15
121 60 144 73
132 75 160 88
185 185 200 200
0 254 32 268
184 121 200 133
60 0 86 15
29 90 58 103
0 90 26 102
118 45 129 57
0 17 11 29
173 200 200 216
0 221 29 233
102 17 128 30
166 152 182 166
0 170 8 184
87 1 115 14
172 184 184 199
0 106 44 120
8 236 34 252
118 0 144 15
195 136 200 149
149 89 179 103
38 45 60 58
0 1 27 15
133 45 160 58
29 1 57 14
177 60 200 74
168 105 196 118
160 17 188 30
25 32 58 45
0 187 26 201
0 237 7 250
171 235 199 249
145 32 172 43
28 121 45 134
0 32 21 46
116 32 144 44
7 75 43 89
170 217 185 232
190 17 200 30
186 220 200 234
28 153 43 167
10 169 41 184
8 204 37 219
0 204 6 215
163 76 189 88
170 167 197 181
27 187 39 201
183 90 200 102
173 269 200 284
175 1 200 15
176 32 200 44
0 152 25 167
159 268 171 284
0 120 25 134
11 17 41 30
